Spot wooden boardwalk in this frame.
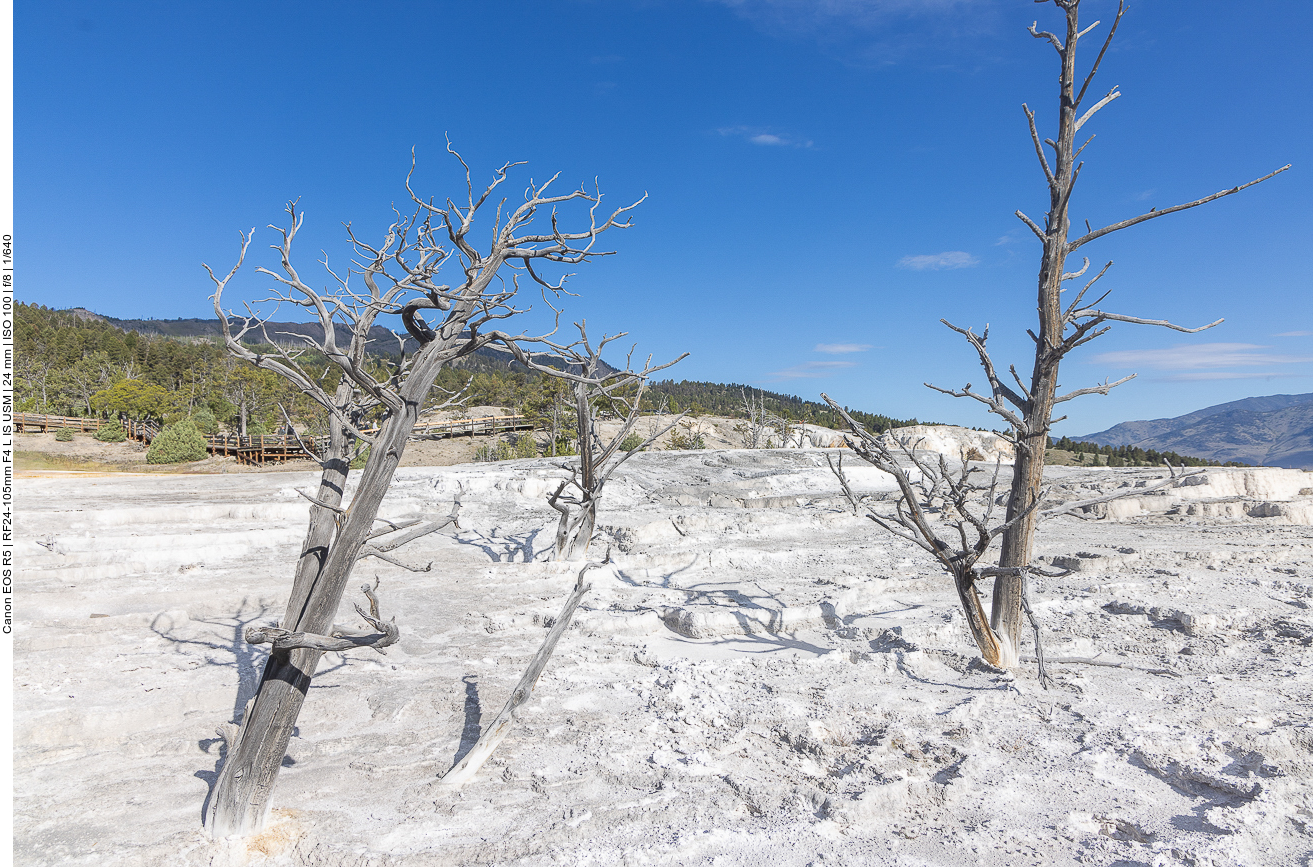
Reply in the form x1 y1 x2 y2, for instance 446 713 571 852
16 412 532 466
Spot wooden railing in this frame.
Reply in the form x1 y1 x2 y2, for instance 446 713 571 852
15 413 110 433
17 411 533 466
380 415 532 439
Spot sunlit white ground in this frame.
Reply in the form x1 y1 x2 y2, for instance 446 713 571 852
15 450 1313 866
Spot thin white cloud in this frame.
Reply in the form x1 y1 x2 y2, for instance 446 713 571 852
1132 188 1157 202
814 343 872 354
715 0 986 30
709 0 1001 68
717 126 815 148
1158 371 1311 382
768 360 856 380
896 251 978 271
1093 343 1313 371
1276 330 1313 337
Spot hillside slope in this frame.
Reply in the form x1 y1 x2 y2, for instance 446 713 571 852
1078 393 1313 468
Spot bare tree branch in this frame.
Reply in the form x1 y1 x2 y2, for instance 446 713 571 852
1067 310 1224 333
1028 20 1064 51
1052 374 1135 404
246 581 399 654
296 488 346 514
1073 1 1125 107
1023 104 1057 190
1015 209 1046 239
439 561 602 788
1073 85 1119 132
1069 165 1291 251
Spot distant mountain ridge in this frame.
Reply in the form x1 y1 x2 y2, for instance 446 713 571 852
1077 393 1313 469
72 308 426 354
67 308 615 375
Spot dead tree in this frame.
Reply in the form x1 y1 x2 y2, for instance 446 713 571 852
202 148 640 838
823 403 1201 679
496 322 687 560
738 388 797 449
828 0 1287 668
739 388 770 448
823 421 1047 671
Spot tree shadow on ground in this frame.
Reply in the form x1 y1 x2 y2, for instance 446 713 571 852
452 674 483 766
451 527 544 562
151 600 351 825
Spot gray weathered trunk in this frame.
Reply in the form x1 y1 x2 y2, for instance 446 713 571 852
991 7 1081 662
208 350 454 837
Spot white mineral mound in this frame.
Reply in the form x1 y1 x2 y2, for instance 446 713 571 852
1175 467 1312 501
881 424 1015 463
1076 466 1313 524
15 454 1313 866
777 422 846 449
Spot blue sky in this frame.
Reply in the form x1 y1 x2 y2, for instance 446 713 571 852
16 0 1312 434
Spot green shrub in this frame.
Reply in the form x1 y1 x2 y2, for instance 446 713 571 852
513 435 538 459
619 432 645 452
94 424 127 443
147 419 208 464
90 379 170 420
668 421 706 450
55 427 75 442
191 407 220 435
350 446 371 469
474 435 540 462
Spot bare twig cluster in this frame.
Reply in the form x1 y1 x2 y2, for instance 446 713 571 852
823 397 1049 667
495 322 687 560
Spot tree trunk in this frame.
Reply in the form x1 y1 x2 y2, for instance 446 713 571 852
209 354 450 836
555 497 597 562
954 570 1002 664
550 401 558 457
991 5 1081 662
207 385 352 837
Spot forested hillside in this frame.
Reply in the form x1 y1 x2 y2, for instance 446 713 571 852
642 380 918 434
14 304 920 437
1048 436 1248 468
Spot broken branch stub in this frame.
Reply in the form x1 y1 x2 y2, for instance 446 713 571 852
439 562 601 789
